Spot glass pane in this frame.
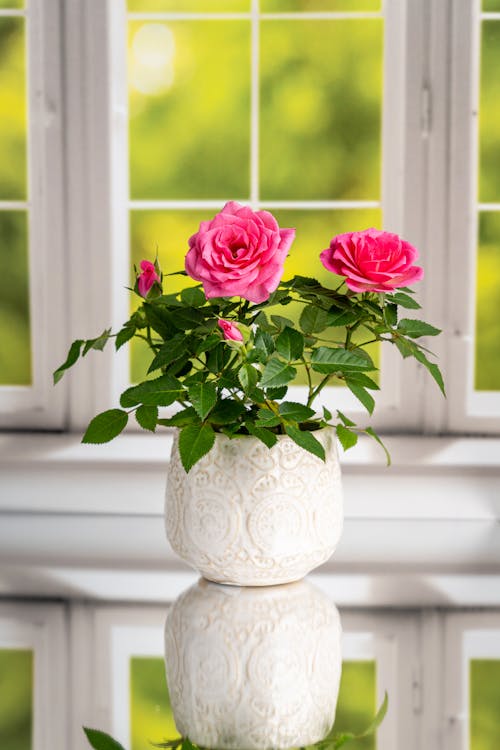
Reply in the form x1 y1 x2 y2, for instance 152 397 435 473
482 1 500 11
333 660 376 750
0 17 26 200
129 208 381 382
0 649 33 750
475 212 500 390
128 21 250 200
260 19 382 200
128 0 250 10
0 211 31 385
0 2 24 8
479 22 500 202
130 657 179 750
470 659 500 749
262 1 381 10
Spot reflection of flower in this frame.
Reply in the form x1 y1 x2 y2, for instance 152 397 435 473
218 319 243 342
137 259 160 298
320 228 424 293
185 201 295 303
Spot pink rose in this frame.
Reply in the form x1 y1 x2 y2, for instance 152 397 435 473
185 201 295 303
218 319 243 342
137 260 161 298
320 228 424 293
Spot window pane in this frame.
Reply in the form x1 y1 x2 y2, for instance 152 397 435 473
129 208 381 382
0 649 33 750
482 1 500 11
262 1 381 11
128 21 250 200
479 22 500 202
0 17 26 200
130 657 179 750
475 212 500 391
470 659 500 750
0 211 31 385
333 660 376 750
128 1 250 11
0 2 24 9
260 19 382 200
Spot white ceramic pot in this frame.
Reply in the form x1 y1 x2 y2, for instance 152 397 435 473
164 578 342 750
165 427 343 586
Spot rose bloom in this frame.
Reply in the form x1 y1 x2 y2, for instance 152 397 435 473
320 228 424 293
185 201 295 303
137 260 160 298
218 319 243 342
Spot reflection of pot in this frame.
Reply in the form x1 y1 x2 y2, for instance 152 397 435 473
165 429 343 586
164 578 342 750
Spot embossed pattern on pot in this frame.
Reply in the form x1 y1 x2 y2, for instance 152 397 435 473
164 578 342 750
165 427 343 585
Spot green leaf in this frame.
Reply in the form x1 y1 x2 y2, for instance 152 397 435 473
278 401 315 422
82 328 112 356
53 339 84 384
238 363 260 394
82 409 128 444
266 385 288 400
275 327 304 361
255 408 281 428
120 374 184 407
178 423 216 472
157 406 199 427
254 329 275 357
188 382 217 420
260 357 297 388
206 343 231 374
180 286 206 307
345 381 375 414
412 347 446 395
195 334 220 355
311 347 376 374
115 325 136 350
83 727 127 750
148 337 187 374
270 314 296 330
397 318 442 338
209 399 246 425
336 424 358 451
357 691 389 737
299 306 332 334
284 425 325 461
326 308 362 327
336 409 355 427
172 307 206 330
323 406 333 421
365 427 391 466
135 404 158 432
340 372 379 390
143 304 176 339
246 422 278 449
387 291 421 309
385 303 398 327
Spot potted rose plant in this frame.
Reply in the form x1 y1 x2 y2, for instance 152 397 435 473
55 201 443 585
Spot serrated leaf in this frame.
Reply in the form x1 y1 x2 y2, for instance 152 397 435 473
412 347 446 395
345 381 375 414
340 372 380 390
387 291 421 309
397 318 441 338
385 303 398 327
254 329 275 357
82 409 128 444
270 314 296 330
120 374 183 407
195 334 220 355
246 423 278 449
260 357 297 388
335 424 358 451
83 727 127 750
188 382 217 420
255 408 281 428
53 339 84 384
299 306 332 334
323 406 333 421
275 327 304 361
238 363 260 394
209 399 246 425
135 404 158 432
284 425 325 461
311 347 375 374
143 304 176 339
157 406 199 427
82 328 112 356
365 427 391 466
148 337 187 373
336 409 355 427
266 385 288 400
178 423 216 472
278 401 315 422
115 325 136 350
180 286 206 307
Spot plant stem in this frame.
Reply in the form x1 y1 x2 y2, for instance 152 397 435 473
307 374 331 408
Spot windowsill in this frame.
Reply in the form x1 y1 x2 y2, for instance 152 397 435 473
0 431 499 606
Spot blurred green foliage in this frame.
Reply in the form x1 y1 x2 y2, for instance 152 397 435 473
129 656 376 750
0 18 26 199
262 1 380 9
482 2 500 16
475 212 500 390
479 22 500 202
128 1 249 10
0 649 33 750
470 659 500 750
260 20 382 200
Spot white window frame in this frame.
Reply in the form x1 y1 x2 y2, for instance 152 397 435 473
0 0 66 429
